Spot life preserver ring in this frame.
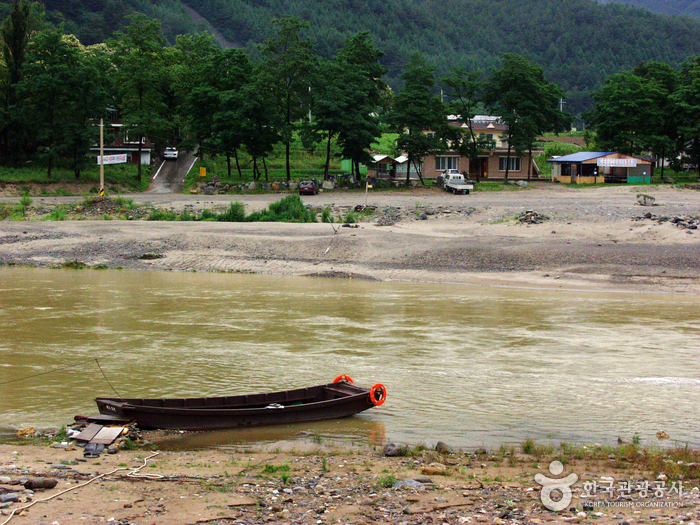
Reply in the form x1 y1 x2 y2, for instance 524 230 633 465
333 374 353 383
368 383 386 406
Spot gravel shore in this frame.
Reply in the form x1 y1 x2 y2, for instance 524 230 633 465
1 440 698 525
1 183 699 523
1 183 698 293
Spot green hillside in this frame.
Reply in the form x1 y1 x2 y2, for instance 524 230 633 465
10 0 700 115
601 0 700 18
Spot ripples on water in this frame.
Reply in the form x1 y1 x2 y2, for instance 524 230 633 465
1 267 698 449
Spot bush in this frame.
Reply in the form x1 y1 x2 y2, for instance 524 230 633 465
246 195 317 223
321 207 334 223
216 202 246 222
147 209 180 221
343 210 358 223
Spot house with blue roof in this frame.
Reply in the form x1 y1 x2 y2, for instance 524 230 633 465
548 152 653 184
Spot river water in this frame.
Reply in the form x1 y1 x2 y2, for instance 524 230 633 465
1 267 698 450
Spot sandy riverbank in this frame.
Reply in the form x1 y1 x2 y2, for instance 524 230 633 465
1 439 698 525
1 184 699 523
0 184 698 294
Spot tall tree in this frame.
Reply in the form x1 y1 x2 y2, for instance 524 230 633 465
174 33 225 160
633 61 680 179
108 14 168 182
675 56 700 176
211 48 255 178
335 31 387 181
484 53 569 181
584 71 663 155
442 67 492 182
0 0 42 163
388 54 447 186
19 29 108 178
258 17 317 181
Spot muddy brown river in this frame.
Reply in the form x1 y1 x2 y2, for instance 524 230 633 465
1 267 698 449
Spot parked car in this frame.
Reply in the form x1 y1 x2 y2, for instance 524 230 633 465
163 147 178 160
439 169 474 194
299 180 319 195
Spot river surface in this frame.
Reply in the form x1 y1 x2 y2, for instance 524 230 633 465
1 267 698 450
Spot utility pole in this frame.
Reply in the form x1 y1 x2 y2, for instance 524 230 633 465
100 118 104 196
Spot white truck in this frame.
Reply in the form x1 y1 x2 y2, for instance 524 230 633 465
437 169 474 195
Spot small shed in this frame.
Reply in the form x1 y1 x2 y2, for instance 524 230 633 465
548 152 653 184
367 154 396 178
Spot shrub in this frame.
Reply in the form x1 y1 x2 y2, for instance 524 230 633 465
246 195 316 223
321 207 334 223
343 210 358 223
147 209 179 221
216 202 246 222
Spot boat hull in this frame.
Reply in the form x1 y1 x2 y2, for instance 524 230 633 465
95 382 380 431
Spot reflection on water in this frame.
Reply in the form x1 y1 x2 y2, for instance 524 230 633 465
153 417 387 451
1 267 699 449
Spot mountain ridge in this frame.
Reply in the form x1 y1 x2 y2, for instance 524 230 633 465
10 0 700 115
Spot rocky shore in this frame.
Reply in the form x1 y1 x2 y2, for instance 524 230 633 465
1 438 698 525
0 183 698 294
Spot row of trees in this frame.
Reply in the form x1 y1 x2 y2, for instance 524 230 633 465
0 1 572 185
585 59 700 177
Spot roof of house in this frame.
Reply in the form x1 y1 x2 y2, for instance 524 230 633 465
547 152 614 163
371 154 394 163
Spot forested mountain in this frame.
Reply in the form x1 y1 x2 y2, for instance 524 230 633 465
5 0 700 115
600 0 700 19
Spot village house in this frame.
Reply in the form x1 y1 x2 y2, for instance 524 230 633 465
89 108 153 166
367 116 540 181
548 152 653 184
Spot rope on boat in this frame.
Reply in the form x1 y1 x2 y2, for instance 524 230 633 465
95 357 124 399
0 452 163 525
0 352 120 386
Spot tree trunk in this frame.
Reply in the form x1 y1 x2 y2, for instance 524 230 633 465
253 156 259 180
263 156 269 182
505 143 511 182
405 155 412 187
659 146 665 182
285 141 291 181
234 147 243 179
324 131 332 180
527 146 532 181
136 135 143 182
415 160 425 186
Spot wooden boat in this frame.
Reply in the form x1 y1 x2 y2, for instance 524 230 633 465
94 376 386 431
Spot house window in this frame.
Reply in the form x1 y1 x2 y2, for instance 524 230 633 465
436 156 458 171
499 157 521 171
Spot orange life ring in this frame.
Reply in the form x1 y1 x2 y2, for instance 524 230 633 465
333 374 353 383
368 383 386 406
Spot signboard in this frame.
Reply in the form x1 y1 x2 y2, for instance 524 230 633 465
97 154 128 165
597 158 637 168
200 167 206 177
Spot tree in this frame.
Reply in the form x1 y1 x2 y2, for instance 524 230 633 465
633 61 680 179
442 67 492 182
675 56 700 176
0 0 42 163
308 32 387 181
19 30 108 178
484 54 569 181
388 54 447 186
108 14 168 182
258 17 317 181
335 32 387 181
211 49 255 178
586 63 681 179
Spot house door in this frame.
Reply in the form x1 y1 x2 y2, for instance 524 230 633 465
470 158 488 179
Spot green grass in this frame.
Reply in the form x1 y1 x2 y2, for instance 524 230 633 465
0 162 151 194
